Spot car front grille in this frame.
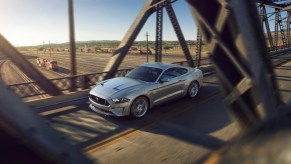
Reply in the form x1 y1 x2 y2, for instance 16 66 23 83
89 95 109 106
92 105 113 115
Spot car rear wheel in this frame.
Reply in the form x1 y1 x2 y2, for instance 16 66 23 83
130 96 149 118
187 81 199 98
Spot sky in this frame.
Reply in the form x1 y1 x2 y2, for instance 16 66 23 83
0 0 197 46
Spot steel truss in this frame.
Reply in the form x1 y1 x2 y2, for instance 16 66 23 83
155 4 163 62
187 0 281 128
195 26 202 67
0 79 91 163
275 9 280 50
188 1 291 162
260 5 275 50
258 3 291 51
0 35 61 96
276 9 287 48
287 11 291 47
101 0 195 80
164 1 195 67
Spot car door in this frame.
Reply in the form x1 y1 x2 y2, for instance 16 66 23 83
150 67 186 105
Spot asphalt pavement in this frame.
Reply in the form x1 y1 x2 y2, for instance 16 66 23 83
38 73 240 163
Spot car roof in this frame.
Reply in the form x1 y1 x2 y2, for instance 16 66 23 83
140 62 181 70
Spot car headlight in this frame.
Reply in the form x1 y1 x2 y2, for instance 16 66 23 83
112 98 130 103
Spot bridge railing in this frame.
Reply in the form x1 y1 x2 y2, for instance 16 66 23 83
269 48 291 97
10 58 212 99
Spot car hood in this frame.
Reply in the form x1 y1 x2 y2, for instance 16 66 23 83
90 77 143 98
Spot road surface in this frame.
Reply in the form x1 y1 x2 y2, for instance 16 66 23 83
37 73 241 163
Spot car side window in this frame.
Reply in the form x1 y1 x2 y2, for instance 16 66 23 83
175 68 188 76
160 68 179 81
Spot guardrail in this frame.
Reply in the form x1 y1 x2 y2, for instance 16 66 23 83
10 58 212 98
270 49 291 94
268 47 291 58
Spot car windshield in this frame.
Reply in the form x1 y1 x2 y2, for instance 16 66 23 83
126 66 163 82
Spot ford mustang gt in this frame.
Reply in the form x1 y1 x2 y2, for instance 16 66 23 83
88 62 203 118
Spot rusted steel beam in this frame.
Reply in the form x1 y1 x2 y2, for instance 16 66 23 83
0 35 61 96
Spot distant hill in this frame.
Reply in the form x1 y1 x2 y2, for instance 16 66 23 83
18 40 201 51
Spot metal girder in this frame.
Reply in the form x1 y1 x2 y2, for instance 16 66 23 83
275 9 279 50
101 0 159 80
0 80 91 163
287 11 291 47
272 0 290 2
187 0 281 128
257 0 291 9
165 1 195 67
196 26 202 67
277 9 288 48
68 0 77 91
259 4 264 28
261 5 275 50
151 0 178 9
101 0 186 80
0 35 61 96
155 4 163 62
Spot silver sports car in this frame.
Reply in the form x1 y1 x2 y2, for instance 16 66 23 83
89 62 203 118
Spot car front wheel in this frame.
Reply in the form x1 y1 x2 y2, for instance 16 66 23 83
187 81 199 98
130 96 149 118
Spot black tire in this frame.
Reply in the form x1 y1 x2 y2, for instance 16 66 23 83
187 81 199 98
130 96 149 118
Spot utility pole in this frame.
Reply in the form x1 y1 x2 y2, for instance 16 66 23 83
68 0 76 91
49 40 51 58
42 41 45 54
145 31 149 63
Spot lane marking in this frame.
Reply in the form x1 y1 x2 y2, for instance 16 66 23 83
84 90 221 154
40 105 77 116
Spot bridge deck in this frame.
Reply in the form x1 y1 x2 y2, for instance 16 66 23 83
26 58 291 163
31 73 241 163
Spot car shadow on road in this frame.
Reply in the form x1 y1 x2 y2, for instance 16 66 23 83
42 102 146 146
137 84 236 150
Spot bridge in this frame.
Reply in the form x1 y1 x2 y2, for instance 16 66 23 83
1 0 291 163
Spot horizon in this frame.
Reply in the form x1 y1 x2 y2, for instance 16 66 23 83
19 39 198 48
